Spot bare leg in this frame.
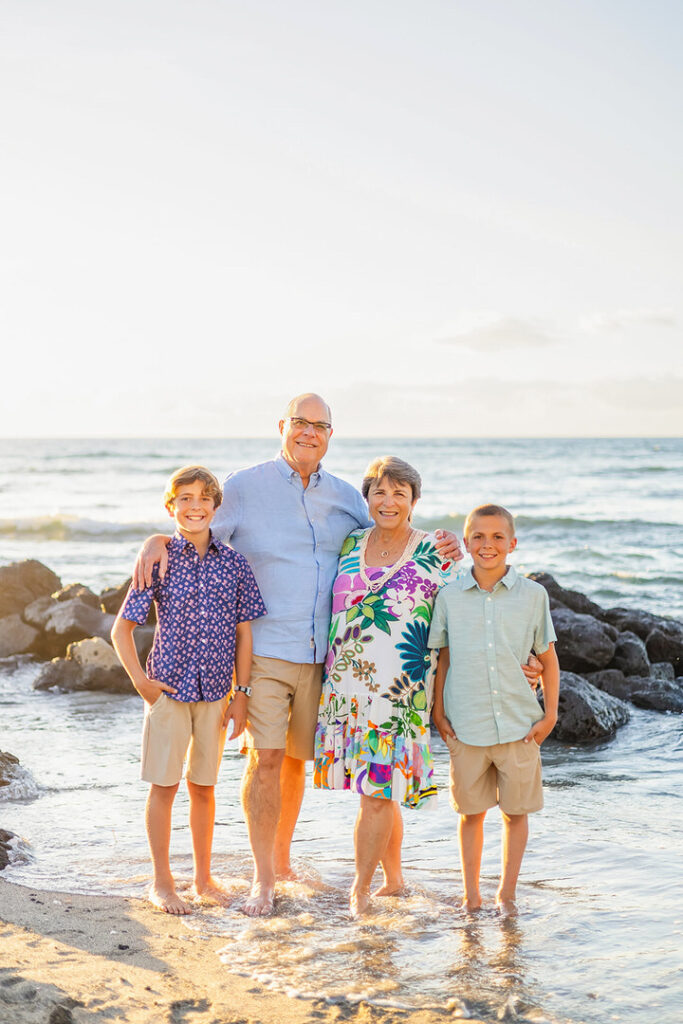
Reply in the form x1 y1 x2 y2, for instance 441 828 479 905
187 781 230 906
146 782 191 915
496 812 528 915
274 755 306 879
374 801 406 896
458 811 486 911
241 748 284 915
350 796 395 916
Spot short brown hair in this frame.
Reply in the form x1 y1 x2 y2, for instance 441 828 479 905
361 456 422 502
464 503 515 537
164 465 222 510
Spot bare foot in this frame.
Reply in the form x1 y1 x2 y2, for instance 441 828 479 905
349 887 371 918
275 865 300 882
495 897 518 918
192 877 232 907
373 883 410 898
242 882 275 917
149 886 192 916
461 897 482 913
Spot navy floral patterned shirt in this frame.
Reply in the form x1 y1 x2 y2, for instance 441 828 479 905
120 531 266 703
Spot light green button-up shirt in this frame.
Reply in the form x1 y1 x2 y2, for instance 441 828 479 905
427 566 556 746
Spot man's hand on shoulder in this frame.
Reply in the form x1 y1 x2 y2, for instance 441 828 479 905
433 529 464 563
132 534 171 589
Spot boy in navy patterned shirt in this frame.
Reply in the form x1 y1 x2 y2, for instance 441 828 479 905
112 465 266 915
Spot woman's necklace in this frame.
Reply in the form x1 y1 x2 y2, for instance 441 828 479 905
359 527 424 593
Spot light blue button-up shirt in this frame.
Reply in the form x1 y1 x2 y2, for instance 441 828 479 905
211 453 370 663
428 566 556 745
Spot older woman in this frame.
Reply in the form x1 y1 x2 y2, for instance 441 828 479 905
314 456 460 915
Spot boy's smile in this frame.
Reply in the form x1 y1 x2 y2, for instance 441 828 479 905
465 513 517 586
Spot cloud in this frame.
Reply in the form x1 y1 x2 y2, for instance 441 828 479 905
437 314 556 351
579 309 677 333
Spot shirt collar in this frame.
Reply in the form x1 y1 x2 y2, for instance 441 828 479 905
171 529 221 555
275 451 323 486
461 564 518 591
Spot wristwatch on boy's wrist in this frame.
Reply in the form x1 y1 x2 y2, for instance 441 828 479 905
232 684 252 698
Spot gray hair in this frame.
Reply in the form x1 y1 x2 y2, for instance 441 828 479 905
283 393 332 423
361 456 422 502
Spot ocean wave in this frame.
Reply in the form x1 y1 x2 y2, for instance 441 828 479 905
0 763 40 803
0 515 165 542
417 512 674 532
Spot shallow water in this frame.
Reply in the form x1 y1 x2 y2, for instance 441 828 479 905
2 436 682 1021
2 659 682 1023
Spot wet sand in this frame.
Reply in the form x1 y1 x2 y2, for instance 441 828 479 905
0 878 482 1024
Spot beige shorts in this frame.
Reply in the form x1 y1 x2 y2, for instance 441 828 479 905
242 655 323 761
446 736 544 816
141 694 228 787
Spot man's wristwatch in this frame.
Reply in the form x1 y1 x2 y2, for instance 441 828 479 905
232 684 252 698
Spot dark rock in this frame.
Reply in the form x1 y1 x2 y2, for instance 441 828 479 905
0 614 38 657
99 579 133 615
602 606 679 641
550 672 630 742
28 599 116 660
0 750 21 788
528 572 604 617
609 631 650 677
586 669 626 689
651 662 675 681
52 583 100 608
588 671 683 713
550 606 618 673
0 560 62 618
33 657 133 695
22 595 57 630
646 625 683 675
0 828 17 871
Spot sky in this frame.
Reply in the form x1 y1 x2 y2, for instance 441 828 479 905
2 0 682 437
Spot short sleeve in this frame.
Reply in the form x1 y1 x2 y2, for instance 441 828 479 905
119 581 154 625
211 473 241 544
427 589 449 649
532 588 557 655
235 556 267 624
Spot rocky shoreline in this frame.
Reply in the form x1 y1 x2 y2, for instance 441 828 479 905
1 557 682 732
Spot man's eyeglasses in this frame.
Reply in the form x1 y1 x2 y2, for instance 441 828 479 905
287 417 332 433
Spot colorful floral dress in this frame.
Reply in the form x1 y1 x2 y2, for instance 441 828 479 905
314 529 456 809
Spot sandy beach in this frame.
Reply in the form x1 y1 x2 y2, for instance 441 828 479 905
0 878 474 1024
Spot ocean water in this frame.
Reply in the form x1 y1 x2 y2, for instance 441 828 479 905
1 437 683 1023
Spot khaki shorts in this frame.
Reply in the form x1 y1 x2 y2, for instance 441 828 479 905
446 736 544 816
141 694 228 787
242 655 323 761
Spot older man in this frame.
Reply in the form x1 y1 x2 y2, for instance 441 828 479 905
137 393 467 914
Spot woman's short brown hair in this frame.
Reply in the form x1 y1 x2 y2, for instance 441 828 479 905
361 456 422 502
163 465 223 510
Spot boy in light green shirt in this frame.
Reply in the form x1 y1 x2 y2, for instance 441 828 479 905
428 504 559 915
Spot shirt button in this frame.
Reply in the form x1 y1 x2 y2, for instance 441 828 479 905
496 711 501 716
490 666 495 671
493 689 498 694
